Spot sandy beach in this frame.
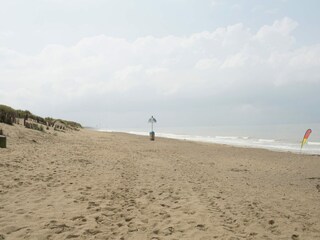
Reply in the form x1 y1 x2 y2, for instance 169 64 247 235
0 123 320 240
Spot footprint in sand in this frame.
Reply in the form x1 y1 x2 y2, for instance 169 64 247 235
84 229 101 236
292 234 299 240
125 217 134 222
87 201 100 209
45 220 73 234
71 216 87 225
95 214 111 224
196 224 207 231
66 234 79 239
163 226 175 236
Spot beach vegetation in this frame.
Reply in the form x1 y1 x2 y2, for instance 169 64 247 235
0 104 16 125
0 104 82 131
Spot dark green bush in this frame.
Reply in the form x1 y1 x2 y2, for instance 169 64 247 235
0 105 16 125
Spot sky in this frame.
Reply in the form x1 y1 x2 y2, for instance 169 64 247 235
1 0 320 128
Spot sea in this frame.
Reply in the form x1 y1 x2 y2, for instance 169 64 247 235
96 123 320 155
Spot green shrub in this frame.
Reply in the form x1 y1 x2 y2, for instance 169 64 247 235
0 104 16 125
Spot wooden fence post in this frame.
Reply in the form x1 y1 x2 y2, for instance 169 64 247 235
0 135 6 148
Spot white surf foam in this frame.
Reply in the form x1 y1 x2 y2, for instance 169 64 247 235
96 128 320 155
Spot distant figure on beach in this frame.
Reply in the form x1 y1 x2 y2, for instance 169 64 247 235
148 116 157 141
148 116 157 132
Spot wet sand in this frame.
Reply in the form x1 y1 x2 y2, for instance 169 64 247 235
0 123 320 239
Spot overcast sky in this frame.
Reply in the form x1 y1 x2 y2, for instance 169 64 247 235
1 0 320 128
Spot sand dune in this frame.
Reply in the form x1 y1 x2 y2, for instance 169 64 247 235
0 123 320 239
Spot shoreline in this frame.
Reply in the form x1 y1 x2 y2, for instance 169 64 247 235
94 128 320 156
1 123 320 239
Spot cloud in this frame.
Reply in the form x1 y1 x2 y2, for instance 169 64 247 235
0 31 14 39
195 58 220 70
1 17 320 126
211 0 221 7
255 17 298 50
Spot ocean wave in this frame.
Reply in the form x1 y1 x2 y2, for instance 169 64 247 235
129 131 148 136
97 129 114 132
215 136 239 140
95 128 320 155
258 139 275 143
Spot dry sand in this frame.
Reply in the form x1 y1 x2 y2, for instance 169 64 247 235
0 123 320 240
